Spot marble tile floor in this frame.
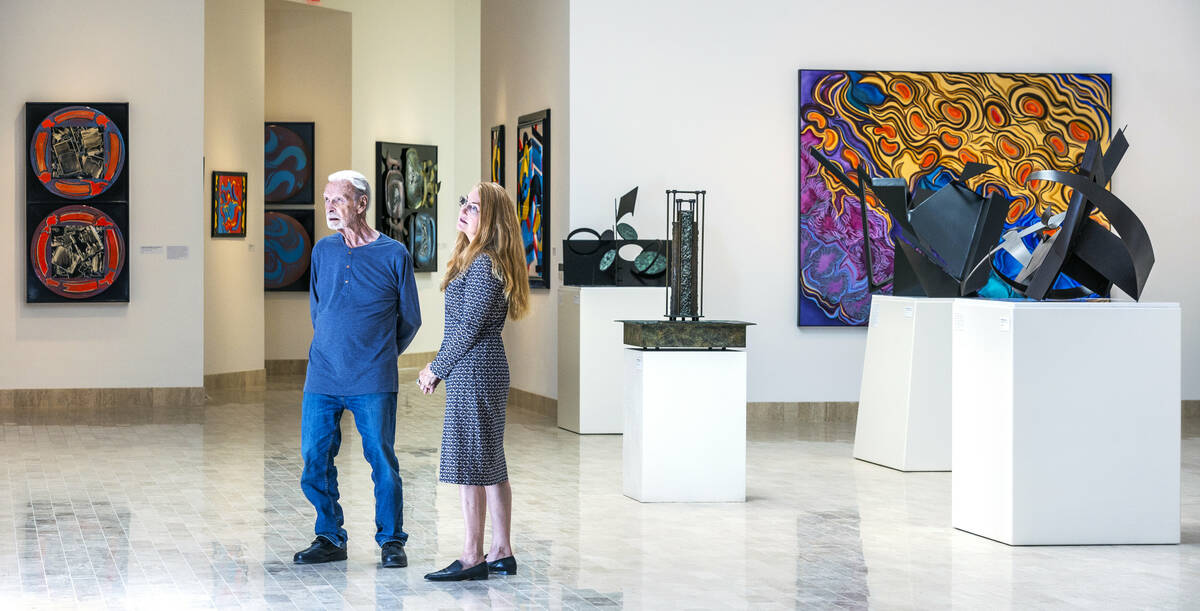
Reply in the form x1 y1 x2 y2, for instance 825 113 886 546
1 371 1198 610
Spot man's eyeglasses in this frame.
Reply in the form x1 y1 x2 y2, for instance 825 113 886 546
459 196 480 217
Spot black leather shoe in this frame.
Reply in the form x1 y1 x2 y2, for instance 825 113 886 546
424 560 488 581
381 541 407 568
293 537 346 564
486 555 517 575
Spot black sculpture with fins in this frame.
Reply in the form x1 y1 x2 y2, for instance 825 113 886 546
809 147 1007 298
1010 129 1153 300
808 128 1154 302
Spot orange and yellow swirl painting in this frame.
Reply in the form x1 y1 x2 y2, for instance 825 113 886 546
799 70 1111 326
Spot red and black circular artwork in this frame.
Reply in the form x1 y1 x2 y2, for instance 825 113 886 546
29 105 126 200
30 205 126 299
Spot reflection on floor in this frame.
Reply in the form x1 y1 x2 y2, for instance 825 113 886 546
1 371 1198 609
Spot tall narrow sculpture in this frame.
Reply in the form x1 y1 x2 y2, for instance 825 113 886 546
666 190 705 320
620 189 752 349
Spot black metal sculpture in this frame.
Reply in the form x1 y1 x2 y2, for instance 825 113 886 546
809 128 1153 301
619 189 754 349
563 187 668 286
810 148 1007 298
665 190 705 320
1007 129 1153 300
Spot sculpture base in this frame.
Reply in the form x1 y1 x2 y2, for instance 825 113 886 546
618 320 754 349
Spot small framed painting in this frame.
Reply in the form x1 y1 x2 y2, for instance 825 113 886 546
517 109 550 288
212 171 248 238
490 124 505 186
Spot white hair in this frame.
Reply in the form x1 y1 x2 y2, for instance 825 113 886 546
328 169 371 205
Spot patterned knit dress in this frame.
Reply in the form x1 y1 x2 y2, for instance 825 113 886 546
429 254 511 486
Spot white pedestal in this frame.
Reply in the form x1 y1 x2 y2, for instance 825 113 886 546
623 348 746 502
557 286 663 434
951 300 1181 545
854 296 954 471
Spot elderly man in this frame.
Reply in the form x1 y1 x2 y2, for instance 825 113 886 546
293 170 421 569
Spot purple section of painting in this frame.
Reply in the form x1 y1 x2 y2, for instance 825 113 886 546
799 70 894 326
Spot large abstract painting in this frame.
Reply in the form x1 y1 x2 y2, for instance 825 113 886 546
491 124 505 186
798 70 1112 326
26 102 130 303
212 171 247 238
265 122 314 205
517 109 550 288
375 142 439 272
264 209 313 292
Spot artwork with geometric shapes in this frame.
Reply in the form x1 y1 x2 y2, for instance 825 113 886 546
264 209 313 292
491 124 505 186
26 203 129 302
26 103 129 204
264 122 314 205
374 141 440 272
798 70 1112 326
999 129 1153 301
517 109 550 288
810 128 1152 303
807 148 1009 299
563 186 668 287
25 102 130 304
212 171 247 238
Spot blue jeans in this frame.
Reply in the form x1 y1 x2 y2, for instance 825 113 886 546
300 392 408 548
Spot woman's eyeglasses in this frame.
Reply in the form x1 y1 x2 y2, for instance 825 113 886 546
458 196 480 217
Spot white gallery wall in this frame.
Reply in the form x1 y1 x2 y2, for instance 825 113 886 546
205 0 267 377
481 0 570 399
264 0 353 361
567 0 1200 401
0 0 205 389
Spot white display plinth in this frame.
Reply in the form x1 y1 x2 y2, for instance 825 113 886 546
623 348 746 502
854 295 955 471
952 300 1181 545
557 286 662 434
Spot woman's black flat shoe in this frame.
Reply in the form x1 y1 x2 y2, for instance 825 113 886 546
486 555 517 575
424 560 489 581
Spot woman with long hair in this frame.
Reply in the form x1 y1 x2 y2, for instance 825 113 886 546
418 181 530 581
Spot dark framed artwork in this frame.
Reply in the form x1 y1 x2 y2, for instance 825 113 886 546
797 70 1112 326
26 202 130 303
26 102 129 204
25 102 131 304
212 171 248 238
517 109 550 288
264 122 314 205
490 124 505 186
374 141 440 272
264 209 314 291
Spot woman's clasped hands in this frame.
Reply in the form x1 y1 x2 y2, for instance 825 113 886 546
417 364 440 395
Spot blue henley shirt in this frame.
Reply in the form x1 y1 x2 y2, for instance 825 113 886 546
304 233 421 395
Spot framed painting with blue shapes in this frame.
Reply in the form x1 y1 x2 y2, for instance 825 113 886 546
490 124 505 187
265 122 314 205
212 171 247 238
517 109 550 288
374 141 440 273
264 209 313 292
